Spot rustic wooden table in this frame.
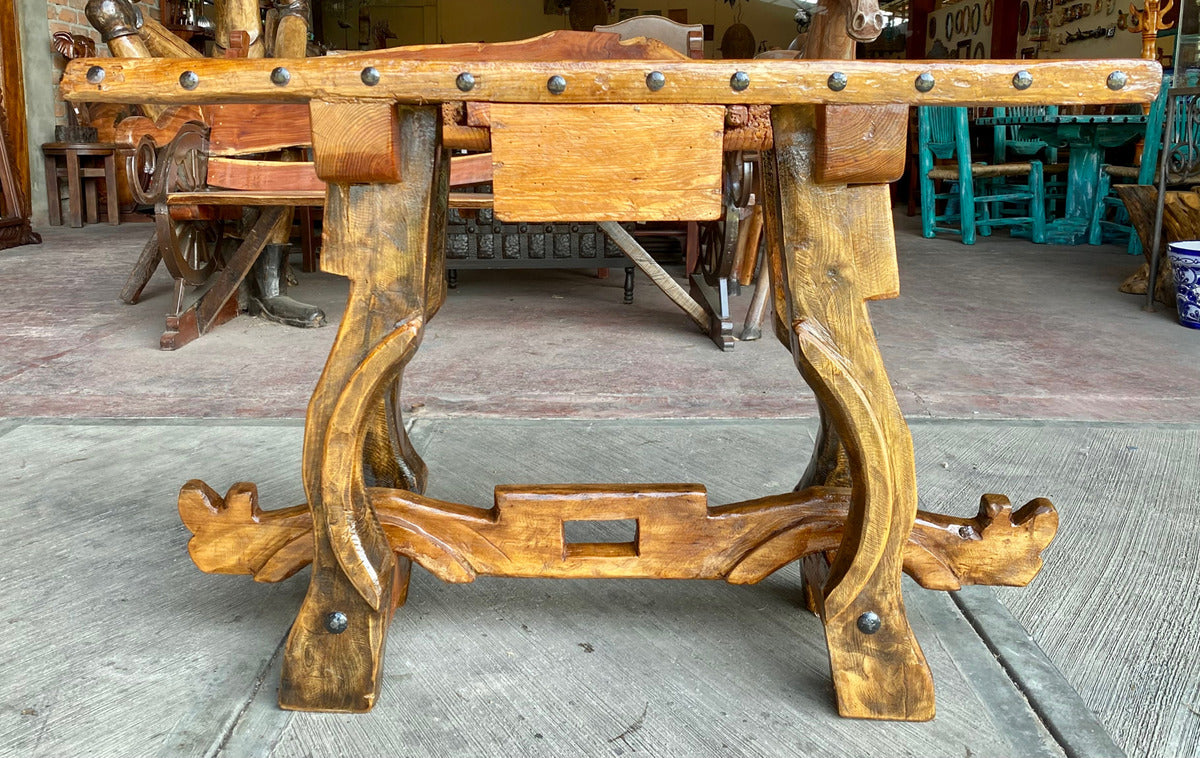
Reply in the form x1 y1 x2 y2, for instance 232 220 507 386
61 43 1158 724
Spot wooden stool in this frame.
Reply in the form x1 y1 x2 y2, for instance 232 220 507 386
41 142 120 228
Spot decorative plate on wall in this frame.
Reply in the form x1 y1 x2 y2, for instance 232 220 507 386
1019 0 1030 34
984 0 994 24
946 13 954 39
930 16 938 40
974 41 986 58
971 3 981 34
956 9 965 34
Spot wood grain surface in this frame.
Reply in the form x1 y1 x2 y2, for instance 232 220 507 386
815 104 909 185
207 103 312 155
180 478 1056 591
491 104 723 222
138 17 203 59
106 106 207 149
60 57 1162 108
309 101 402 184
206 157 322 191
279 105 449 713
762 104 934 720
165 189 492 209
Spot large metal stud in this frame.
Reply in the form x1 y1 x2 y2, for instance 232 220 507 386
914 72 935 93
179 71 199 90
325 611 348 634
646 71 666 91
86 66 106 85
730 71 750 92
1012 70 1033 90
1107 70 1128 91
361 66 380 86
857 611 882 635
827 71 848 92
270 67 291 86
547 75 567 95
456 72 476 92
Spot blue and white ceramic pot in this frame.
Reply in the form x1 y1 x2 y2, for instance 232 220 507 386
1167 241 1200 329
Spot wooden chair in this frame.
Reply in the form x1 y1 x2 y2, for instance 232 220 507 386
991 105 1066 217
1089 80 1170 252
992 106 1059 162
919 106 1046 245
129 109 492 349
594 15 704 59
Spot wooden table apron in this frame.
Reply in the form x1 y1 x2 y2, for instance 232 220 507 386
59 54 1158 724
977 114 1148 244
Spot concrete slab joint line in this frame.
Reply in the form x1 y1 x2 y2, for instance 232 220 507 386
205 637 290 758
953 587 1127 758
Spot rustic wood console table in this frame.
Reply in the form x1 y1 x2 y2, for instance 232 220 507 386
63 48 1159 722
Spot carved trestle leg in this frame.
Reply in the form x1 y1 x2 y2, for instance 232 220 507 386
278 105 448 712
761 104 934 721
795 405 852 613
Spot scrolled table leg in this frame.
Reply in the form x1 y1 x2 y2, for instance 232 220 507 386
278 105 448 712
762 104 935 721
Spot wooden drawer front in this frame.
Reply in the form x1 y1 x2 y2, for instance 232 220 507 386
490 104 724 222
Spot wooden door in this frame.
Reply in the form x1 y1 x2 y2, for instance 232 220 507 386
0 0 30 218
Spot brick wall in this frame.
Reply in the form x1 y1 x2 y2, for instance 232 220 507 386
47 1 159 123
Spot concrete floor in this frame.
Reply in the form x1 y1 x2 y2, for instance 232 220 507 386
1 214 1196 422
1 215 1198 757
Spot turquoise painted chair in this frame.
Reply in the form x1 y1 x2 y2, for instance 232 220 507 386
1089 80 1170 253
992 106 1067 217
992 106 1059 163
919 106 1046 245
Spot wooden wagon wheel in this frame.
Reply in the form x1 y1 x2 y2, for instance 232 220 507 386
126 133 162 206
698 151 753 286
154 123 223 285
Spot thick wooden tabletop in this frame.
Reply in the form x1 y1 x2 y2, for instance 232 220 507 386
61 56 1162 108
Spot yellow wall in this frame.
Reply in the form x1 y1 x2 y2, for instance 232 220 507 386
435 0 800 56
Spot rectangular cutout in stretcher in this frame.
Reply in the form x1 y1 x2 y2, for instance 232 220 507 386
563 518 640 559
489 104 725 222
